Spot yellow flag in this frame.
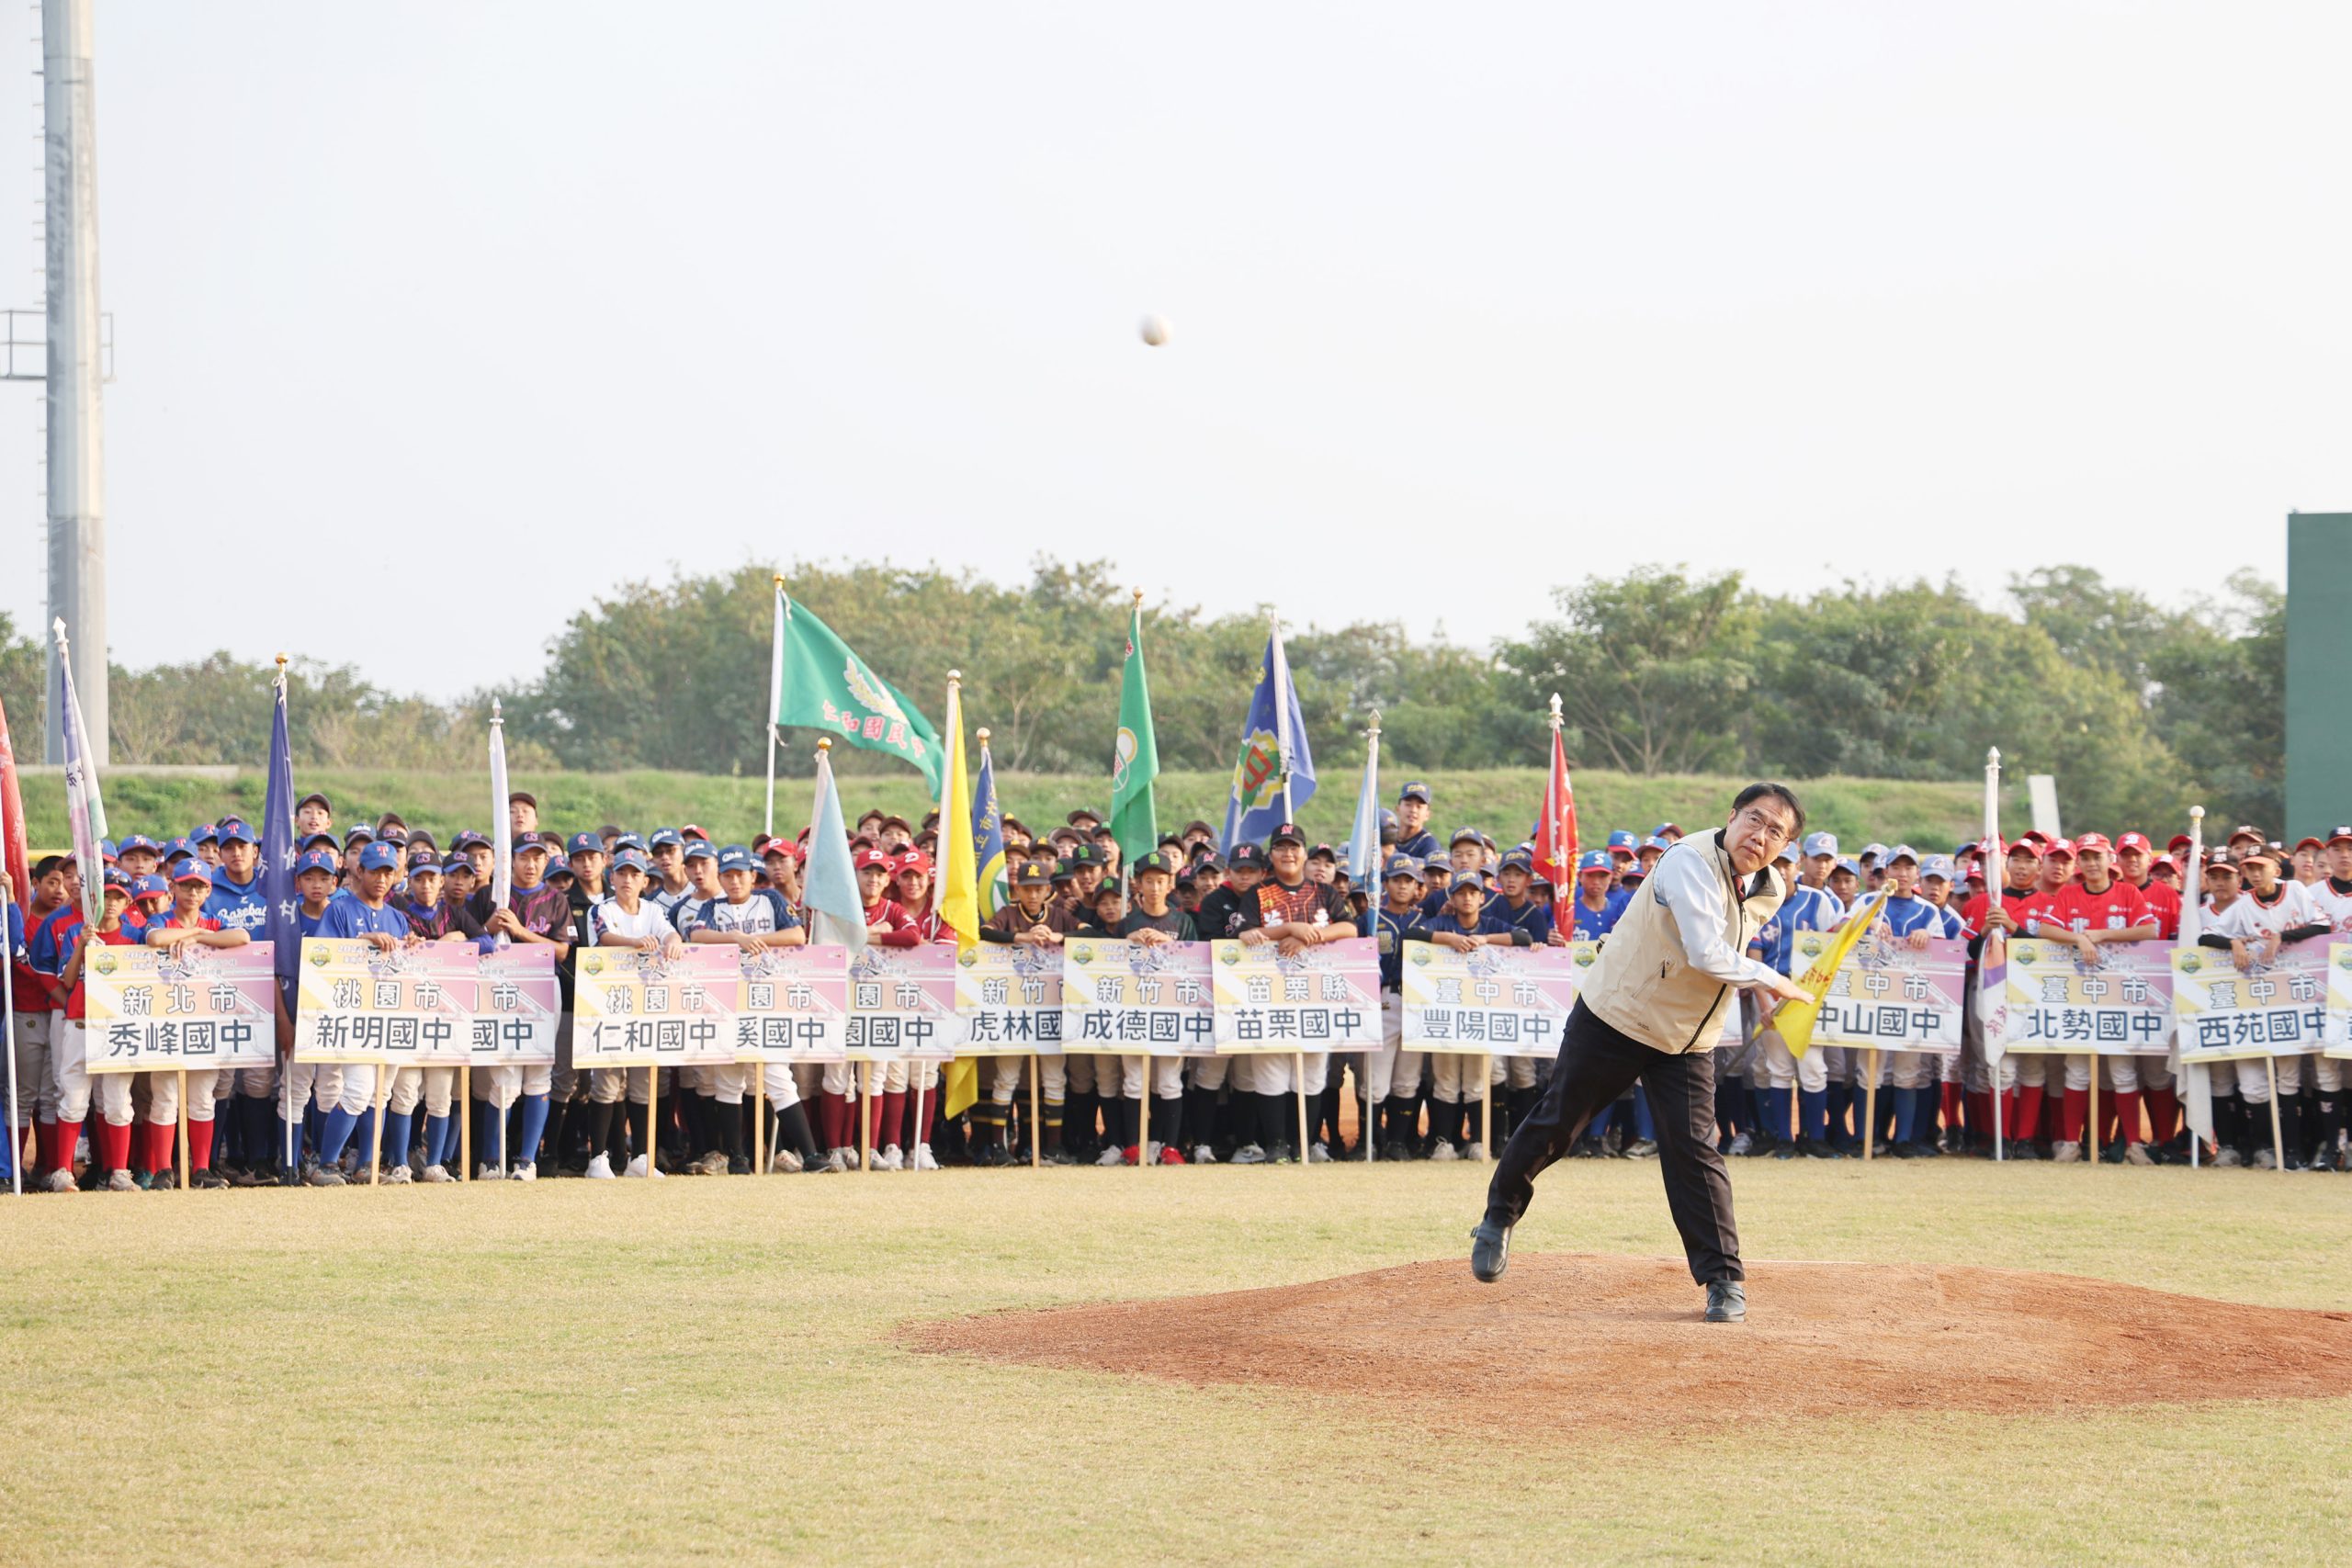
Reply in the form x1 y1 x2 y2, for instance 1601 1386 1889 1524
933 677 982 1117
1772 886 1889 1059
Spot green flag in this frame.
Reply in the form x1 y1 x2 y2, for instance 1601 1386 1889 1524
774 588 944 792
1109 596 1159 866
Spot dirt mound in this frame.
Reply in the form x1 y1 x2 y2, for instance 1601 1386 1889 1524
906 1254 2352 1432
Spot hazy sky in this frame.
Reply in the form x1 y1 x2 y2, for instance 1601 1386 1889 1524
2 3 2344 699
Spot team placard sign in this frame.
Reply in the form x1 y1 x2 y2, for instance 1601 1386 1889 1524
573 945 741 1067
2000 941 2174 1055
2173 942 2328 1064
1399 942 1577 1057
1060 940 1216 1056
473 947 560 1066
847 944 958 1059
1210 936 1381 1054
1792 932 1967 1053
294 939 478 1065
84 942 278 1073
737 944 851 1064
955 943 1066 1057
2328 943 2352 1060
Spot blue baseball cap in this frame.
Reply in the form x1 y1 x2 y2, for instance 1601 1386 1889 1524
102 867 132 893
567 832 604 855
1378 807 1398 830
119 833 159 855
1398 781 1430 804
683 839 716 862
294 849 339 876
1860 842 1889 862
1447 872 1485 895
98 838 119 861
1778 843 1800 864
343 826 375 847
451 830 489 852
612 832 648 854
191 822 220 843
1835 857 1861 876
441 855 472 876
1383 854 1423 880
300 831 338 852
649 828 684 849
1884 843 1919 865
1801 832 1838 857
611 849 651 874
163 838 196 862
716 844 754 873
1449 826 1484 847
1649 822 1681 839
172 860 213 886
1920 854 1956 881
545 855 572 878
218 819 256 845
1577 850 1613 873
1606 829 1639 852
1642 835 1671 852
406 856 444 879
356 842 402 872
1499 848 1534 873
130 874 169 902
511 836 548 857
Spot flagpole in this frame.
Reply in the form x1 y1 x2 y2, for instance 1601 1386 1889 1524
2183 805 2207 1168
914 671 962 1173
1985 746 2004 1164
765 576 786 842
1363 709 1380 1164
2 913 17 1194
1272 615 1295 824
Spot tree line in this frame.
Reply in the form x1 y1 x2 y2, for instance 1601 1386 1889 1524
0 557 2282 832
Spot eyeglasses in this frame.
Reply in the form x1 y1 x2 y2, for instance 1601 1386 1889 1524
1736 806 1796 846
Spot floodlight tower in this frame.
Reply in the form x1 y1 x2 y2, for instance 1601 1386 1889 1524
40 0 106 763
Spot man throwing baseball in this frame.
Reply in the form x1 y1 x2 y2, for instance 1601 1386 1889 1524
1471 784 1809 1323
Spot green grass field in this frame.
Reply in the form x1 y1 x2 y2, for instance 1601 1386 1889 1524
9 763 2011 860
2 1160 2345 1565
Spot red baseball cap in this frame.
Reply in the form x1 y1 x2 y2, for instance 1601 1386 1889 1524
2018 829 2050 846
2005 838 2042 857
2166 833 2193 854
853 847 894 872
2072 832 2113 854
2042 838 2077 858
2114 831 2153 852
2294 836 2324 852
893 850 934 877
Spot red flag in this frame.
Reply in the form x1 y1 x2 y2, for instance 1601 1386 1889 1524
0 693 28 918
1534 727 1578 936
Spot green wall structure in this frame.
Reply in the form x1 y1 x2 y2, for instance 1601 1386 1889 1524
2286 512 2352 838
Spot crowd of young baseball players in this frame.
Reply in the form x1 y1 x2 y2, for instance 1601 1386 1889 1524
6 777 2347 1190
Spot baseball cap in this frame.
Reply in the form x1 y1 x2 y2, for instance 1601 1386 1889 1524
1268 822 1306 848
679 823 709 842
1801 832 1838 857
1383 854 1423 881
2236 842 2281 868
1133 850 1178 877
1860 842 1888 862
1449 826 1484 848
1499 848 1534 873
440 855 472 877
567 832 604 856
451 830 489 852
1920 854 1955 881
191 823 220 844
1307 842 1338 862
356 842 402 872
1397 781 1430 804
1013 859 1055 887
852 847 894 872
130 874 169 902
407 857 444 879
98 837 119 863
716 844 755 874
879 815 913 836
611 850 651 874
2042 838 2076 858
509 791 537 811
2071 832 2113 855
1833 858 1861 876
101 868 131 894
1066 807 1103 829
649 828 684 849
2227 823 2263 843
213 820 254 846
343 827 375 848
377 826 409 848
1650 822 1681 839
2114 831 2153 852
1606 829 1638 852
297 791 331 813
1577 851 1613 873
2326 826 2352 846
2166 833 2193 854
613 832 649 855
1068 842 1102 868
1642 835 1671 852
762 838 801 861
1777 843 1800 864
1620 863 1649 883
1447 872 1485 895
2006 837 2041 857
2205 852 2242 875
1229 843 1267 870
172 861 214 886
1884 844 1919 865
682 839 717 862
118 833 159 855
2295 835 2325 852
162 838 197 862
894 850 934 877
511 834 548 856
294 849 338 877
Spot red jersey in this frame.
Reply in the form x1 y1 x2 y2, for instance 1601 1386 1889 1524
61 923 139 1021
2021 878 2150 940
2132 878 2183 942
1958 883 2037 938
902 906 956 944
859 898 922 948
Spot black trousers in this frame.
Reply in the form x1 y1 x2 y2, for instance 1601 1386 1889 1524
1483 999 1743 1285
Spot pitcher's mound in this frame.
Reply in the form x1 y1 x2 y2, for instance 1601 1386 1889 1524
907 1254 2352 1432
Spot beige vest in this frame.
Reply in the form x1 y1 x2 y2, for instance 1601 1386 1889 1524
1580 829 1784 1055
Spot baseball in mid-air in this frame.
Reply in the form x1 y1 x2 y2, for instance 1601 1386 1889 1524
1140 314 1170 347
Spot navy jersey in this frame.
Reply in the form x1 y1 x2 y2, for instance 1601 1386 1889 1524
1394 829 1442 863
1491 895 1553 943
1371 906 1425 991
1414 909 1524 944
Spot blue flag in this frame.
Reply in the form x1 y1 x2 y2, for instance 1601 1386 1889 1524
971 737 1007 920
803 745 867 953
1219 626 1316 853
260 665 300 1007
